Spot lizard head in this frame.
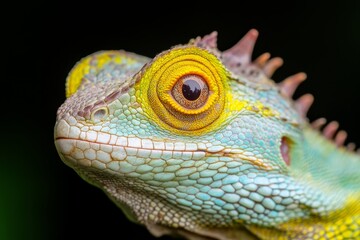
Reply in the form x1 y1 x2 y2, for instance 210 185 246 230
54 30 360 239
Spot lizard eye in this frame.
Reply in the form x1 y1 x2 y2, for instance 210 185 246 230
171 74 209 109
137 47 228 132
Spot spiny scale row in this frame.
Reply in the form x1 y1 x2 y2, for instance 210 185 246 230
218 29 358 154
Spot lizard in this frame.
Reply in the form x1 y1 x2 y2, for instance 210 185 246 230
54 29 360 239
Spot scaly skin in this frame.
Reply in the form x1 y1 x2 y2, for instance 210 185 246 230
54 30 360 239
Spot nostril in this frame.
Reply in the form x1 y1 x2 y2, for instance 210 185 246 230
91 107 108 122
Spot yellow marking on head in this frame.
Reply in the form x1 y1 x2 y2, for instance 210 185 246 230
66 51 127 98
136 46 239 135
246 101 279 117
66 56 91 98
226 92 248 112
95 54 113 69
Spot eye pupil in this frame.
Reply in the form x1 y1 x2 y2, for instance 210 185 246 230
182 79 202 101
171 75 209 109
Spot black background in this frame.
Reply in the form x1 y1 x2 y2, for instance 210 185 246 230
3 1 360 240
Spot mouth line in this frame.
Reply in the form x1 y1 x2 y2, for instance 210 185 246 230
55 137 273 170
55 137 207 170
55 137 203 153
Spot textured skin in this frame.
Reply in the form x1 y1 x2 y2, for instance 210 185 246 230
54 30 360 239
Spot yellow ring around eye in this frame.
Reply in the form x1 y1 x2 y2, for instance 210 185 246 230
136 46 229 133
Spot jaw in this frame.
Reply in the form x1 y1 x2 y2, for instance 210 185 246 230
54 138 259 239
54 137 145 223
72 163 259 240
54 129 299 240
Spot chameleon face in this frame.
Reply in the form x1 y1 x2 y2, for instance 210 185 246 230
55 30 360 239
